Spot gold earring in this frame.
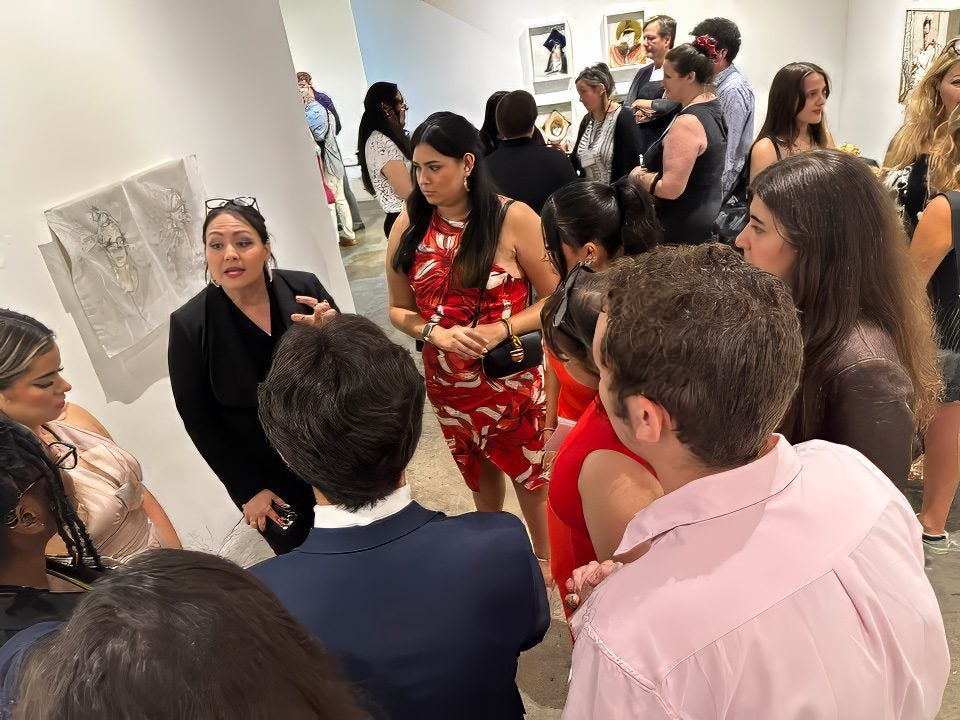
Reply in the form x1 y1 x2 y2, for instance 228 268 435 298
463 176 470 192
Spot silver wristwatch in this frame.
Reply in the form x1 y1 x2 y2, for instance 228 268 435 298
422 321 438 344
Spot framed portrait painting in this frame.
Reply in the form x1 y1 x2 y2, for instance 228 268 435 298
899 9 960 102
603 11 648 69
536 101 575 153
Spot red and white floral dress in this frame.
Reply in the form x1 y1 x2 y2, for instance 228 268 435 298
410 211 546 493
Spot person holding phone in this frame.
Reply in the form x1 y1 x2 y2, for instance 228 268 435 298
168 197 339 554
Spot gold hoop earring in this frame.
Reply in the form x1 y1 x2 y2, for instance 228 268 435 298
463 176 470 192
210 277 220 288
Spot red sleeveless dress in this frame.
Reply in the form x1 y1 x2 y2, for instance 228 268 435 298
410 211 546 492
548 398 655 620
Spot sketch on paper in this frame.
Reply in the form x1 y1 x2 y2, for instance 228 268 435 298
537 103 575 154
604 12 647 68
528 22 571 82
44 157 207 357
900 9 960 102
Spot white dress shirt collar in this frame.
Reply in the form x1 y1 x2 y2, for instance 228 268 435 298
313 484 413 529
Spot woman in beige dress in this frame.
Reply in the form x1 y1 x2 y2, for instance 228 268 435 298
0 309 181 561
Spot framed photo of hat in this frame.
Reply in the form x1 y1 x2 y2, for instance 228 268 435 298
536 102 574 154
528 21 573 83
603 11 648 69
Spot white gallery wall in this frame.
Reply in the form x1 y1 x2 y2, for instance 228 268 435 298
350 0 853 151
0 1 354 552
840 0 960 160
280 0 369 169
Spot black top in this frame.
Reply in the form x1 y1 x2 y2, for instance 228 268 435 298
644 100 727 245
624 63 680 155
487 137 578 214
168 269 338 553
0 586 80 648
571 107 644 183
892 156 958 311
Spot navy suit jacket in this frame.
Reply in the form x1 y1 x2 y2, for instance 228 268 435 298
251 502 550 720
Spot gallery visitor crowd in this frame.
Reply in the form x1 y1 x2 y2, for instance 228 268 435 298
0 11 958 720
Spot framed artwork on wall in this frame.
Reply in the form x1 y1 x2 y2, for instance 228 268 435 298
899 9 960 102
528 21 572 84
603 11 648 68
536 101 575 153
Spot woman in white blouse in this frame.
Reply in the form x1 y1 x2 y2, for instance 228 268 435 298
358 82 414 237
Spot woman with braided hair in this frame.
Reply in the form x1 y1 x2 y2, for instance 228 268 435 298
0 417 103 648
0 310 180 562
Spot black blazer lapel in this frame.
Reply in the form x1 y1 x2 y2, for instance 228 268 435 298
203 286 263 408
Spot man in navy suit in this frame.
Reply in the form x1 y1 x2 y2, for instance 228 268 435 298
251 315 550 720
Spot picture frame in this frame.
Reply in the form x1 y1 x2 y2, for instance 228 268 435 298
527 21 573 85
536 101 575 154
602 10 648 69
899 9 960 103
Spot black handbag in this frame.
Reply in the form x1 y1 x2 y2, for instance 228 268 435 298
713 161 750 241
713 139 782 241
473 201 544 379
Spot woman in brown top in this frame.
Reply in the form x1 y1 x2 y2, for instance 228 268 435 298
736 149 941 485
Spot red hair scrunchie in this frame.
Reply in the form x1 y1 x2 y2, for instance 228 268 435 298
693 34 719 60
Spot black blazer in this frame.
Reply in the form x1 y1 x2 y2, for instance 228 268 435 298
571 106 644 183
487 137 578 214
252 502 550 720
167 269 337 515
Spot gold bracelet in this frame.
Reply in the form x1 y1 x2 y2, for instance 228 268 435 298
499 318 512 340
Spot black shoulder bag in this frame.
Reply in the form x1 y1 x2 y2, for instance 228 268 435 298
713 139 783 241
473 201 544 378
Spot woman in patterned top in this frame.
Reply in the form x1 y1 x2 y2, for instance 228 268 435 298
386 112 559 584
571 63 643 184
358 82 414 238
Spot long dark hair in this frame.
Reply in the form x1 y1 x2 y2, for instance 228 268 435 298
391 112 503 289
750 149 940 435
16 549 364 719
756 62 831 149
479 90 508 156
357 82 412 195
542 179 661 279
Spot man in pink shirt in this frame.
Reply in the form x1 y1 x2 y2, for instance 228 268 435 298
563 244 949 719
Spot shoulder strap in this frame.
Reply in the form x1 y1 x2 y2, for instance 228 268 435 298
772 138 783 161
471 200 515 327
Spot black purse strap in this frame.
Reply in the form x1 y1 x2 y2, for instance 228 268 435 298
471 199 516 328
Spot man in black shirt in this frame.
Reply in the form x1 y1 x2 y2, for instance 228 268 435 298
486 90 577 214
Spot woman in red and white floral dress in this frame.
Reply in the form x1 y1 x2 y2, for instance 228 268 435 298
387 112 559 581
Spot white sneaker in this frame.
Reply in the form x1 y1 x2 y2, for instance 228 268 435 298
922 532 960 554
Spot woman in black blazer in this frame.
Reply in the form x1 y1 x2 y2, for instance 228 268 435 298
571 63 644 183
168 198 338 554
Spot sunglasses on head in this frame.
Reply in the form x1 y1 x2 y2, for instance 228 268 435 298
205 196 260 214
942 37 960 56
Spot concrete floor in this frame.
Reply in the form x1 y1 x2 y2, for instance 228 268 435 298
223 200 960 720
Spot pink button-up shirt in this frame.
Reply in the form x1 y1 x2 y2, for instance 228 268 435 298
564 437 949 719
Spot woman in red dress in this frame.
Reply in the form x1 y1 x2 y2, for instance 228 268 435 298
540 180 660 451
387 112 559 581
541 266 662 620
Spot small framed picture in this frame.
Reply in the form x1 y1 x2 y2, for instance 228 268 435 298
603 11 648 69
528 21 572 83
899 9 960 103
537 101 575 154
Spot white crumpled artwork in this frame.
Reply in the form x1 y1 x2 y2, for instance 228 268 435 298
44 157 206 357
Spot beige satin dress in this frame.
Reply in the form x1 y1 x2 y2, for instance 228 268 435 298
47 421 161 562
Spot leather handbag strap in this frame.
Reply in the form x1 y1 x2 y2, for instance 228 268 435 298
471 200 516 328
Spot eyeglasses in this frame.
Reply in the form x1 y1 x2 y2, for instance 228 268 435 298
205 197 260 214
47 441 78 470
552 262 595 330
